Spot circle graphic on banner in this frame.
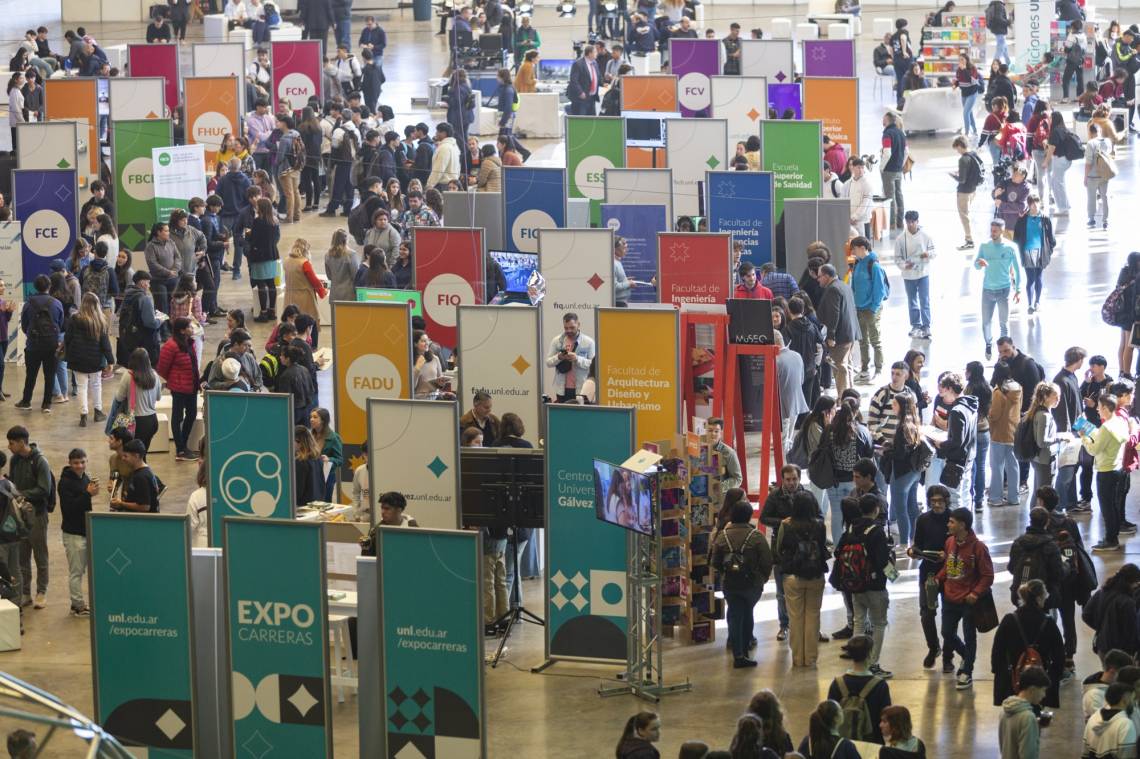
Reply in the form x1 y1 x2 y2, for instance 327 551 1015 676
605 217 621 232
423 273 475 327
23 210 70 258
157 152 172 167
218 451 282 517
278 72 317 102
121 157 155 202
573 154 613 200
346 354 403 410
511 209 556 253
192 111 232 145
678 72 711 111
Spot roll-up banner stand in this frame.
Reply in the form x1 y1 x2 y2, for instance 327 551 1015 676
112 119 173 252
670 39 720 118
706 170 775 266
596 307 680 442
620 75 678 168
803 77 860 157
223 519 332 758
541 404 633 664
502 166 566 253
192 42 248 116
411 227 484 349
782 198 852 278
710 76 767 153
109 77 166 121
270 40 323 112
128 43 180 117
88 513 196 757
14 121 78 172
604 167 673 228
665 118 728 220
442 191 503 251
367 399 461 529
377 528 485 758
600 203 665 304
766 82 803 120
740 39 794 81
760 120 823 222
566 116 626 227
43 78 99 181
536 228 613 398
657 231 732 307
457 305 543 440
185 76 243 171
153 144 209 221
12 169 77 294
802 39 857 77
205 391 297 547
332 301 413 489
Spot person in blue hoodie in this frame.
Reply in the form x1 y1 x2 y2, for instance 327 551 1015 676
850 236 889 384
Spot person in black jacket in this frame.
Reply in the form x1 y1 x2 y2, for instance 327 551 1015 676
146 15 172 43
1012 197 1056 313
294 425 325 507
987 63 1017 111
776 490 831 667
332 0 353 49
1052 348 1086 512
1038 485 1090 675
713 499 774 668
934 371 979 508
277 345 316 425
1008 507 1066 607
991 578 1065 707
378 131 399 185
360 48 385 113
786 297 824 406
834 494 894 678
991 338 1046 489
908 485 952 668
1082 563 1140 661
762 465 809 640
302 0 334 55
58 448 97 614
412 122 435 187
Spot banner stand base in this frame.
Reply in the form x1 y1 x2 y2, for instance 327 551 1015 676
598 678 692 704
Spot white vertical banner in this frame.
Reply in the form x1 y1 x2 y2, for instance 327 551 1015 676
457 305 543 439
1012 0 1046 70
15 122 79 172
108 77 166 121
711 76 767 153
192 42 249 117
152 144 208 220
537 228 614 398
604 168 673 226
665 119 728 219
740 39 795 82
0 221 23 365
367 399 460 529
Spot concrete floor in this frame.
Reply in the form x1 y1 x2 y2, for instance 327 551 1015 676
1 3 1138 756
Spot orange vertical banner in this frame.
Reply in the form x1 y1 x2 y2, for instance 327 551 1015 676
802 77 860 157
184 76 242 171
44 79 99 177
620 75 678 168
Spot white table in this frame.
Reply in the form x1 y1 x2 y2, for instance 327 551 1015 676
271 24 304 41
204 14 228 43
297 504 354 522
516 92 563 139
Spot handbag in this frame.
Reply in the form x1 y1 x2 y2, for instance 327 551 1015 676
111 377 137 435
940 459 965 488
787 426 811 468
972 590 999 633
807 429 837 489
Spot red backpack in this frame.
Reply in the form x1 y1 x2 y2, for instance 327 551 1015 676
1011 615 1048 693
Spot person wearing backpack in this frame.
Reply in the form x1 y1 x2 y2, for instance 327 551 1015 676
1019 382 1061 495
6 425 52 609
998 666 1050 759
951 136 984 250
933 371 979 507
985 0 1010 62
825 635 892 744
1037 486 1092 675
936 507 995 689
777 490 831 667
15 275 64 413
712 498 774 668
798 699 862 759
1084 121 1115 230
274 114 304 224
1043 112 1080 218
830 494 894 679
1008 507 1066 614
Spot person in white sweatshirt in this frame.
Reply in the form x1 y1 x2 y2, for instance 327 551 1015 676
893 209 937 340
1082 650 1134 720
427 122 461 190
845 157 874 239
998 666 1048 759
1084 682 1138 759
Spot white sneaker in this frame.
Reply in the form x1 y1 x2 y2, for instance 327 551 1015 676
956 672 973 690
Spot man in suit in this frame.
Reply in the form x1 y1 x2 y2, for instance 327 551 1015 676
567 46 600 116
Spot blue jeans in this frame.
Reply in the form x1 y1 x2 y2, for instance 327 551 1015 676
1025 267 1043 308
827 481 855 540
989 440 1019 504
942 599 977 673
335 18 351 48
52 359 69 397
774 566 790 628
987 140 1001 167
889 469 921 544
725 589 761 658
1055 464 1078 511
903 277 931 330
972 429 990 509
994 34 1009 63
962 92 979 135
980 287 1010 345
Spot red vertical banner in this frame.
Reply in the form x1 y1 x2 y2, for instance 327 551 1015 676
656 232 733 306
412 227 485 348
270 40 323 113
128 44 179 116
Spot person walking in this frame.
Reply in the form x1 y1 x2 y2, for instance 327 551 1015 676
6 426 52 608
908 485 951 669
1043 112 1079 218
973 219 1022 360
776 490 830 667
762 465 807 641
1084 122 1115 229
894 211 935 339
936 506 995 689
820 401 875 542
985 0 1011 63
281 239 328 343
953 54 983 138
880 112 908 230
849 237 888 384
1013 195 1055 314
115 348 163 452
16 275 64 413
275 114 304 224
885 393 929 545
951 137 985 250
712 498 773 668
831 494 894 678
933 372 979 507
156 317 201 462
1025 382 1061 495
816 264 861 395
63 293 112 427
846 158 873 238
965 361 993 514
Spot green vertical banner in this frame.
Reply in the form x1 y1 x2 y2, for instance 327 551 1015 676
544 404 633 663
205 391 296 547
566 116 626 226
88 513 196 756
111 118 172 252
760 119 823 222
225 519 332 757
378 528 484 757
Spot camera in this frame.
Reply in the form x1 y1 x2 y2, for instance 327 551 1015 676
859 153 879 168
571 33 601 57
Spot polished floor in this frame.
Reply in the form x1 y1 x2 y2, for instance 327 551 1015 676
1 3 1139 757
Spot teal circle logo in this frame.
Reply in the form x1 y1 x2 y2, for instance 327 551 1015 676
157 152 172 166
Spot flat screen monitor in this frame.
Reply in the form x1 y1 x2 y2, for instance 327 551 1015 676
459 448 545 528
538 58 574 80
490 250 539 293
622 111 681 148
593 459 654 536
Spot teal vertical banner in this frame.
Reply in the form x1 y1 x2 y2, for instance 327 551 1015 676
225 519 332 758
378 528 484 757
544 405 633 663
205 391 296 547
88 513 196 756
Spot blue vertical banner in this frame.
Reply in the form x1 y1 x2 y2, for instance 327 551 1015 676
601 204 665 304
503 166 566 253
12 169 78 294
706 171 775 266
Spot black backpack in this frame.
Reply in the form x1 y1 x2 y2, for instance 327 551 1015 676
1066 38 1085 66
348 198 372 245
966 152 986 189
26 301 59 347
81 266 110 302
1062 131 1085 162
1014 416 1040 462
720 527 758 591
780 523 823 579
1012 540 1050 591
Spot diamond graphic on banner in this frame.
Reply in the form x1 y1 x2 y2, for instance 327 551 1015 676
56 158 71 169
145 111 159 119
241 730 273 759
511 355 531 375
747 108 761 121
550 570 567 587
811 46 828 61
390 711 409 729
775 70 787 82
550 570 588 611
586 273 604 290
715 181 736 198
106 548 132 575
54 186 72 202
570 594 588 611
426 456 448 478
288 685 318 717
412 713 432 732
412 688 431 708
669 242 691 263
571 572 587 590
384 324 403 344
395 745 429 759
706 155 721 169
389 686 408 706
156 709 186 741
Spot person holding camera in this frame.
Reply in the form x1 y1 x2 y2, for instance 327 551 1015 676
545 312 596 403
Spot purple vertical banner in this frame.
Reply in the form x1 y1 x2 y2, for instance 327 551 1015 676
802 40 856 77
671 39 720 118
767 83 802 119
12 169 78 295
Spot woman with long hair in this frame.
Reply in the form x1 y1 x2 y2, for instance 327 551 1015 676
113 248 133 313
424 188 445 221
116 347 162 451
392 240 413 289
309 407 343 501
94 214 119 264
729 713 769 759
216 132 239 166
169 273 206 326
980 95 1009 167
7 72 24 153
991 577 1064 708
361 249 396 289
385 178 405 217
886 393 925 544
1026 381 1060 495
965 361 992 513
324 229 360 304
615 712 660 759
156 317 201 461
1083 563 1140 658
495 413 531 448
63 292 112 427
879 705 926 755
798 700 859 759
951 54 982 138
298 106 324 211
776 492 830 667
68 238 93 277
1113 251 1140 378
801 396 837 525
245 196 281 322
747 690 794 755
1043 111 1074 217
293 425 325 507
281 238 328 344
903 349 930 418
823 399 874 541
412 329 446 399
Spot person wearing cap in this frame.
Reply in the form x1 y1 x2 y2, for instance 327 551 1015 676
826 634 892 744
894 210 936 339
110 440 162 513
218 357 250 392
973 218 1021 360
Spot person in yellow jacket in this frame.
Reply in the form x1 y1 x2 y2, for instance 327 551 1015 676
1081 393 1129 552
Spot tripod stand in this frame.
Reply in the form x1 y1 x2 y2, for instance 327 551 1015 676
488 526 544 668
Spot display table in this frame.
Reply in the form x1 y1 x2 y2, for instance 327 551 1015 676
204 14 228 42
230 27 254 49
808 13 860 36
796 22 819 40
770 18 792 38
271 24 304 41
630 51 662 75
515 92 563 138
895 87 972 134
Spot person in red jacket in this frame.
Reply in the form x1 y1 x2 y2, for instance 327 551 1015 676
156 317 201 462
935 506 994 691
734 261 774 300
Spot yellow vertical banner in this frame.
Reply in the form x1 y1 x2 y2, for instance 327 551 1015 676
802 77 860 157
596 307 681 443
184 76 242 171
44 79 99 177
